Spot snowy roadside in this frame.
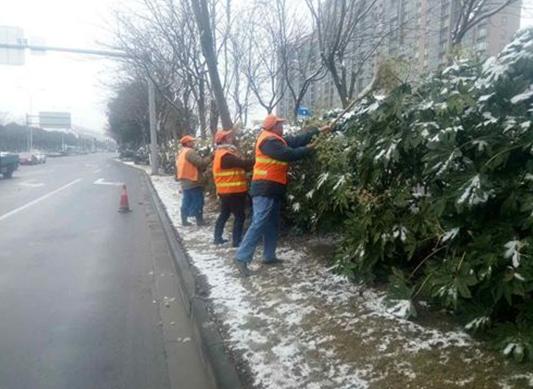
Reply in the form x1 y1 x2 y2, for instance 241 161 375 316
121 161 533 389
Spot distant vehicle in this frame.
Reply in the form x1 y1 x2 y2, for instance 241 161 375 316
0 152 20 178
19 152 38 165
35 153 47 164
119 148 136 161
46 151 65 158
19 151 47 165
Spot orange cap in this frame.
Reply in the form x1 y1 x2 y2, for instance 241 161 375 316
262 114 286 130
180 135 195 146
214 129 233 145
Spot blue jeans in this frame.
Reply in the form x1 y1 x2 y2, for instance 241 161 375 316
181 187 204 221
235 196 281 263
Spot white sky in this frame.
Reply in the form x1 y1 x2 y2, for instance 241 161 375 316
0 0 122 133
1 0 533 134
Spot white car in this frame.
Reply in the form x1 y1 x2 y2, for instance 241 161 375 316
34 153 47 164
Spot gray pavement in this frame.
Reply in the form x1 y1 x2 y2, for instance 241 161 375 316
0 154 212 389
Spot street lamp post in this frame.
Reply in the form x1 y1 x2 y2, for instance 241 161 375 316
1 42 159 172
148 77 158 175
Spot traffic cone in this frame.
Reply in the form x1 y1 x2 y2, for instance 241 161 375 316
118 184 131 213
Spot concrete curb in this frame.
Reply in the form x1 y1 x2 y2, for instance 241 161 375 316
140 172 243 389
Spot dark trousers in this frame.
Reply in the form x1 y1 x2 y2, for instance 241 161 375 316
214 193 247 247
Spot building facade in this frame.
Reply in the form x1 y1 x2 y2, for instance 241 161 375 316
277 0 522 119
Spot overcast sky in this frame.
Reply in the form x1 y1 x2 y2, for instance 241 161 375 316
0 0 122 133
1 0 533 134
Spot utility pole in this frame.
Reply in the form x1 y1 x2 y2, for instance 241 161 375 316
148 77 158 175
0 42 160 170
26 114 33 152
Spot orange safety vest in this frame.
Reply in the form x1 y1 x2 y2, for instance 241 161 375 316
212 147 248 194
252 130 289 185
176 147 199 181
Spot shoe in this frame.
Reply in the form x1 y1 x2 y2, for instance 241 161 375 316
214 238 229 245
262 258 284 265
196 217 208 227
233 258 253 277
182 219 192 226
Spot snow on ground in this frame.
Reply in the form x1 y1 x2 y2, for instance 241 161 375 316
121 160 533 388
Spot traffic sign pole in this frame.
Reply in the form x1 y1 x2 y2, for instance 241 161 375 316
0 40 159 167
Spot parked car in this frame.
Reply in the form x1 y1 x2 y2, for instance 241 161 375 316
46 151 65 158
119 148 136 161
34 152 47 164
0 152 19 178
19 152 38 165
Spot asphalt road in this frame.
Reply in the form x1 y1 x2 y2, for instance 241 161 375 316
0 154 212 389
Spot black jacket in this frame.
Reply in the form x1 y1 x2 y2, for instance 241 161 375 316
250 128 318 198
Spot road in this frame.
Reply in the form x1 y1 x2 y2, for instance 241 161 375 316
0 154 212 389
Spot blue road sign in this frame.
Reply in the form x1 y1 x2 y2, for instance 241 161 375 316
297 106 311 117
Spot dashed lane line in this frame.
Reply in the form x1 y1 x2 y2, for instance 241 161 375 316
0 178 82 222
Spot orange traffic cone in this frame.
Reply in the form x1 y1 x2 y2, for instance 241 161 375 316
118 184 131 213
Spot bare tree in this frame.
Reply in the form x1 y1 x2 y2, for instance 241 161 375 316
228 33 253 126
233 3 288 114
272 0 327 120
451 0 519 46
305 0 383 108
282 36 327 121
189 0 233 129
111 0 216 140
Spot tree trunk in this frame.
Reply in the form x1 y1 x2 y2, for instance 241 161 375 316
190 0 233 130
209 99 219 134
198 78 207 138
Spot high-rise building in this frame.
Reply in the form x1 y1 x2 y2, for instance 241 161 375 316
277 0 522 119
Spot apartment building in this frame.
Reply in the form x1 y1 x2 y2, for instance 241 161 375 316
277 0 522 119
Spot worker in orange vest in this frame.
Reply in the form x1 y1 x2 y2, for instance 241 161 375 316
234 114 331 276
212 129 254 246
176 135 211 226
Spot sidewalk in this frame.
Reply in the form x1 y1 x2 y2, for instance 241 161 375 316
140 165 532 388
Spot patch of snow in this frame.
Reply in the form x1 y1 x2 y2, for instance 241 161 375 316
442 228 460 243
121 162 527 388
316 172 330 189
332 175 347 191
504 240 522 268
387 300 415 319
510 85 533 104
478 93 494 102
457 174 491 206
472 140 488 152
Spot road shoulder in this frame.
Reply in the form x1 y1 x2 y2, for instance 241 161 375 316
123 162 242 389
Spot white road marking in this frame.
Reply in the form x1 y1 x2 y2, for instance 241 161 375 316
93 169 102 174
94 178 123 186
0 178 82 222
19 180 45 188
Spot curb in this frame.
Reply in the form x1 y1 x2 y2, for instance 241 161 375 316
141 172 243 389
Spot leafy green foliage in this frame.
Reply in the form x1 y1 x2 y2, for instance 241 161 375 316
285 28 533 360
